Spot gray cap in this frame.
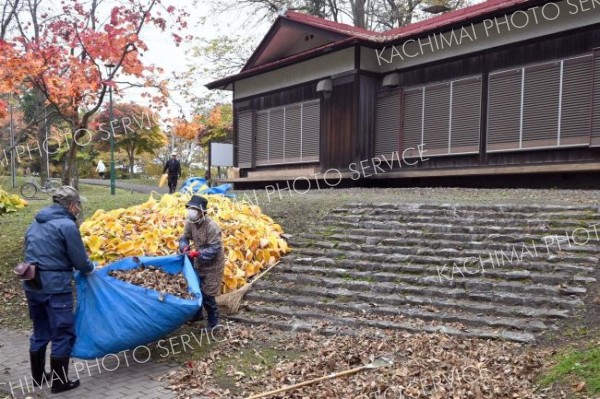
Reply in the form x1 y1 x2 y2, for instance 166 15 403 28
52 186 87 206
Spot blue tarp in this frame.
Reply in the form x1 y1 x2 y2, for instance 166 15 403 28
72 254 202 359
179 177 233 196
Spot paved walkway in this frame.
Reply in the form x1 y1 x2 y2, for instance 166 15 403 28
80 179 168 194
0 329 176 399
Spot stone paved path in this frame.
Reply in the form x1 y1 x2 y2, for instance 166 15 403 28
80 179 168 194
0 329 176 399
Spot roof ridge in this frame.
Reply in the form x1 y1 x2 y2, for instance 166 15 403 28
284 10 377 35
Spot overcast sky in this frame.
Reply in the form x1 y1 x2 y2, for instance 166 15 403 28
118 0 271 119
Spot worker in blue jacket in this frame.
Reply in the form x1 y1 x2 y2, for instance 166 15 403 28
23 186 95 393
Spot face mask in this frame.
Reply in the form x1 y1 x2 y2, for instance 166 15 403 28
187 209 200 222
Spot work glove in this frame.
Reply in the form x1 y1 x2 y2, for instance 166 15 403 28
86 262 97 276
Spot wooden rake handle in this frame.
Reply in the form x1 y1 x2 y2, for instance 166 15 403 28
244 365 371 399
247 261 280 287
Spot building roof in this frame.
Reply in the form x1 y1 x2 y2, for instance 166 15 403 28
283 10 377 37
207 0 544 89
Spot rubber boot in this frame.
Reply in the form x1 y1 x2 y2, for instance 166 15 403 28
50 357 80 394
29 347 51 387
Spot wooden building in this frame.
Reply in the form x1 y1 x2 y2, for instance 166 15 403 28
206 0 600 187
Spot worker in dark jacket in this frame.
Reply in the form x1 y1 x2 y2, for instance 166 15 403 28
24 186 95 393
179 195 225 330
163 152 182 194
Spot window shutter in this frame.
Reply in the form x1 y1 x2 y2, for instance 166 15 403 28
522 62 560 148
237 111 253 168
562 55 593 146
402 87 423 157
284 103 302 163
451 77 481 154
592 51 600 146
375 93 400 158
269 108 284 164
256 110 269 166
423 82 451 155
302 100 320 162
487 69 522 152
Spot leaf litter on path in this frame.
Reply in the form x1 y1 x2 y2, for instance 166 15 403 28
163 324 569 399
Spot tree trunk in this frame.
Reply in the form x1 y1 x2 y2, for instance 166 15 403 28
37 124 50 185
354 0 365 28
62 123 79 189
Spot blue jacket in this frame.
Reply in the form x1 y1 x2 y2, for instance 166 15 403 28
24 205 95 293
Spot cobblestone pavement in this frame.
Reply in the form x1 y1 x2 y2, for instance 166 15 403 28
0 329 176 399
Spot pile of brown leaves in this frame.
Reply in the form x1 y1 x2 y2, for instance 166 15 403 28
108 265 194 300
164 324 566 399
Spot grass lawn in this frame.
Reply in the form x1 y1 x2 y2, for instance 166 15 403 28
0 178 151 329
539 343 600 396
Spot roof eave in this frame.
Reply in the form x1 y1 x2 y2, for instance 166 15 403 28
205 37 363 90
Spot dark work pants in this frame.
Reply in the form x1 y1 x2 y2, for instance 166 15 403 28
167 174 178 194
195 292 219 328
25 291 75 358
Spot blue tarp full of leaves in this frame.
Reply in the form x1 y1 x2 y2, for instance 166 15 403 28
71 254 202 359
179 177 232 196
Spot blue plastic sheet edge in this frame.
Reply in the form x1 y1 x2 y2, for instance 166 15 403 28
179 177 233 196
72 254 202 359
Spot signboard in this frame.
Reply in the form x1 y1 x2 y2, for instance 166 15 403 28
210 142 234 167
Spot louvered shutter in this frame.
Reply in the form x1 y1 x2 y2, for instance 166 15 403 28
522 61 560 148
255 110 269 166
237 111 253 168
402 88 423 157
269 108 284 164
451 77 481 154
375 93 400 158
284 103 302 163
487 69 522 152
423 82 451 155
302 100 320 162
562 55 593 146
591 51 600 146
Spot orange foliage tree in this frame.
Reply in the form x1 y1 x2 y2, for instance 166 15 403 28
171 104 232 150
0 0 189 185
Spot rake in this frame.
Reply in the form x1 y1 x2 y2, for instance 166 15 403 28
244 356 394 399
216 261 280 315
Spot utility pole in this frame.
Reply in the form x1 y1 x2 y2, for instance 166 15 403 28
44 105 50 182
105 63 116 195
9 94 16 188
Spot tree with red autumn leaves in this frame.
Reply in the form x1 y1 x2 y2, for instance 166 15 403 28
172 103 233 150
0 0 189 186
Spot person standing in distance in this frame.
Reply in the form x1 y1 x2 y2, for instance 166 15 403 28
179 195 225 330
23 186 95 393
163 152 182 194
95 160 106 179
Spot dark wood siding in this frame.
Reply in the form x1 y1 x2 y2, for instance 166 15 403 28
357 74 378 162
321 78 357 170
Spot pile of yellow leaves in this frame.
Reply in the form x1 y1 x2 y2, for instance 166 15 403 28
80 193 290 293
0 189 28 215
